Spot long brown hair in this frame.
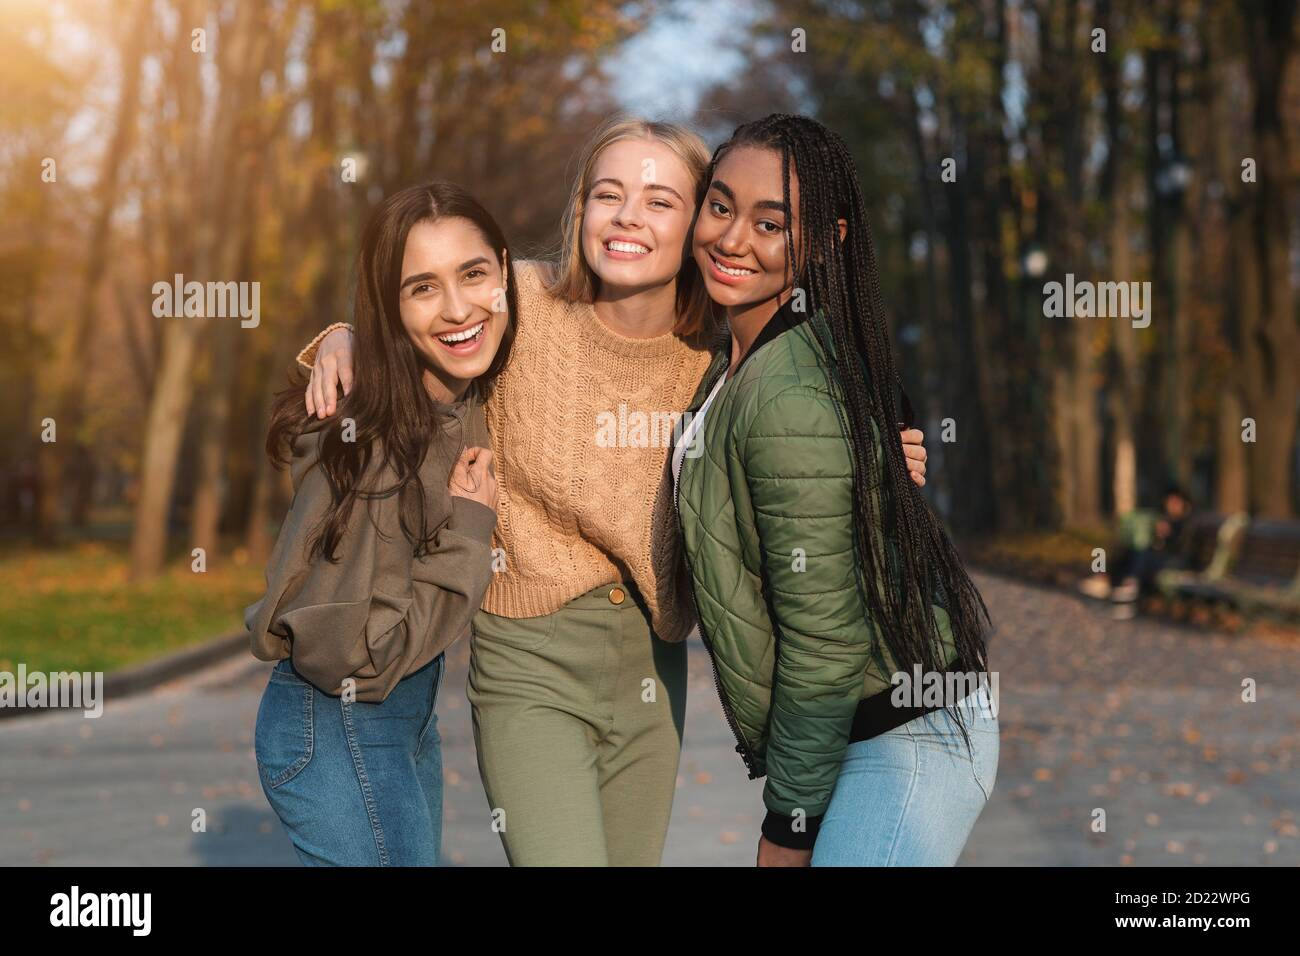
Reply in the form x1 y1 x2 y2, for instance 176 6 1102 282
266 181 517 561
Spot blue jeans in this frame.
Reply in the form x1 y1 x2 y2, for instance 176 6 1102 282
811 687 999 866
254 654 446 866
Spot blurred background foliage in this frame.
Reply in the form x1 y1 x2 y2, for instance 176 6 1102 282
0 0 1297 662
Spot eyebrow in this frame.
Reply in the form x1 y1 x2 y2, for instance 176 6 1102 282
399 257 491 290
590 177 687 205
710 179 788 214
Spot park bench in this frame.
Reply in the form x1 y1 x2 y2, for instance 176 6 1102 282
1155 511 1246 600
1174 518 1300 620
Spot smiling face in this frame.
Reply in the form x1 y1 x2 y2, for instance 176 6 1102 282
398 216 510 402
580 136 697 294
692 144 800 311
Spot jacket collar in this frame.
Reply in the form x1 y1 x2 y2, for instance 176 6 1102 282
733 295 808 375
717 298 916 429
685 296 810 416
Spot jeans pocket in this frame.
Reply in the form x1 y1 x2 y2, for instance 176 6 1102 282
255 662 315 790
968 715 1000 802
472 610 558 652
415 655 445 756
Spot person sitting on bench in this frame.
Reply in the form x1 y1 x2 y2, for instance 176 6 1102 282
1080 485 1194 614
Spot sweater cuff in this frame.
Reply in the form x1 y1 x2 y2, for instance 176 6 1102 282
761 808 824 851
296 322 353 371
447 496 497 544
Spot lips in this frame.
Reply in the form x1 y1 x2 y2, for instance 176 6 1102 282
436 320 486 354
706 251 758 285
603 236 651 259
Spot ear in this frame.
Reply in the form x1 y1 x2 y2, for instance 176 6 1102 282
836 218 848 243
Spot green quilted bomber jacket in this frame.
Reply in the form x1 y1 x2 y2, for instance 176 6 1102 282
675 300 957 850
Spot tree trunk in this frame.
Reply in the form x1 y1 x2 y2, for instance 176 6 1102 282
38 0 149 539
1239 0 1298 517
1216 386 1250 512
129 0 266 578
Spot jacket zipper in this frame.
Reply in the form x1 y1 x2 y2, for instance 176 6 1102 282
675 362 761 780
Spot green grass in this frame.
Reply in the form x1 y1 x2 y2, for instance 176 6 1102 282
968 527 1112 570
0 541 265 674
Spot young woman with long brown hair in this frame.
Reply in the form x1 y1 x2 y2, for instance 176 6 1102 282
246 181 515 865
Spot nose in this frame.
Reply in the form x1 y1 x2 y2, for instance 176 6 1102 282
715 219 748 259
612 197 644 230
440 284 475 326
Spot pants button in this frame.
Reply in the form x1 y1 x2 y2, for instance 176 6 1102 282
608 586 626 605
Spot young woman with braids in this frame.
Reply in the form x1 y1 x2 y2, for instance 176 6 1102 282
675 113 998 866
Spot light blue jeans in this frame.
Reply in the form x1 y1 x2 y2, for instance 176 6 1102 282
811 687 999 866
255 654 446 866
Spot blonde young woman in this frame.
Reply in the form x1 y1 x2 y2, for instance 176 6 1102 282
297 117 930 866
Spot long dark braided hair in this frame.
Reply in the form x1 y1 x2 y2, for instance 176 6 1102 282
711 113 991 742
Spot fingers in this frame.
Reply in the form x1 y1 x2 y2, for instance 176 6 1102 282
900 427 927 491
304 381 315 417
309 360 327 419
337 351 354 397
311 364 327 419
450 448 473 483
466 448 493 492
307 353 345 418
899 430 928 489
320 354 338 416
450 447 480 491
907 452 927 487
472 446 497 477
449 448 497 509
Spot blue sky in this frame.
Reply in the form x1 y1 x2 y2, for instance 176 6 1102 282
603 0 764 121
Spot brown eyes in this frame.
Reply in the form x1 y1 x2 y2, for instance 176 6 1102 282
409 270 488 296
710 200 782 234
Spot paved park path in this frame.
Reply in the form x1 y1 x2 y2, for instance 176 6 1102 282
2 571 1296 866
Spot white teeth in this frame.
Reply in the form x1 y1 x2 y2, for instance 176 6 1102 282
607 240 650 254
438 321 484 344
713 256 755 277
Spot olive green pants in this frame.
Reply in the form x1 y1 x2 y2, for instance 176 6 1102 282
467 583 688 866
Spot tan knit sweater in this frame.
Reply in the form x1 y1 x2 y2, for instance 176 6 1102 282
299 259 715 643
483 260 713 642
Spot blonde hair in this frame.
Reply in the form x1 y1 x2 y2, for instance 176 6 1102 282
547 115 717 338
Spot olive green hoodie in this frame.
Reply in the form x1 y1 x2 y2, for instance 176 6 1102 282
245 393 496 703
